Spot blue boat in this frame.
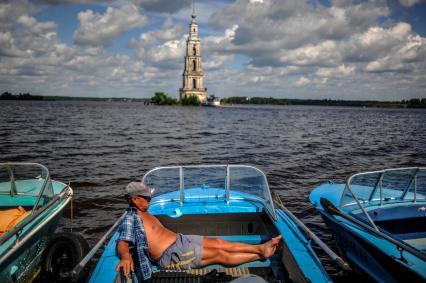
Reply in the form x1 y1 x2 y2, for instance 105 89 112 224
310 167 426 282
84 165 339 283
0 163 73 283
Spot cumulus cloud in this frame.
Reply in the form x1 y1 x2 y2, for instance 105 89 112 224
73 3 149 46
398 0 426 7
131 0 192 13
130 17 186 69
0 0 38 31
1 0 426 100
316 64 355 78
0 12 163 97
295 76 311 86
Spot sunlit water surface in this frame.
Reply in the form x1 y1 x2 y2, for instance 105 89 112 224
1 101 425 282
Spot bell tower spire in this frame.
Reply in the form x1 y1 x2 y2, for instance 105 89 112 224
179 0 207 103
192 0 196 19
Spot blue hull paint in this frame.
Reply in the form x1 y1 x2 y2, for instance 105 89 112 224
310 181 426 282
90 165 332 283
90 193 332 283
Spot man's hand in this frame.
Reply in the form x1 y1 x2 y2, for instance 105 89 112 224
116 253 134 276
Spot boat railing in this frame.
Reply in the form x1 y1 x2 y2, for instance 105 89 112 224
341 167 425 231
142 164 277 220
0 163 56 214
0 182 72 266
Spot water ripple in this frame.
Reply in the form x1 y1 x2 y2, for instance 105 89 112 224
1 102 425 281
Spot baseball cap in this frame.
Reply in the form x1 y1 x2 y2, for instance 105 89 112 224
125 182 154 197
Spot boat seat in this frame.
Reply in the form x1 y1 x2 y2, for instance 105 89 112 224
0 206 32 237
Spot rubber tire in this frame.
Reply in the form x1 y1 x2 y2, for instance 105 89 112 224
41 232 90 283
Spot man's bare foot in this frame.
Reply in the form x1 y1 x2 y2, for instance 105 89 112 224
261 235 282 259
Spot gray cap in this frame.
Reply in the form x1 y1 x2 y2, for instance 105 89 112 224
125 182 153 197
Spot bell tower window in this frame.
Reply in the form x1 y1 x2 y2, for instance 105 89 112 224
192 79 197 89
192 60 196 71
193 45 196 55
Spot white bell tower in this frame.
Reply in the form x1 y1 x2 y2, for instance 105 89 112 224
179 1 207 103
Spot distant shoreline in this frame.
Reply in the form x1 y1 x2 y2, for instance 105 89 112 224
1 92 425 108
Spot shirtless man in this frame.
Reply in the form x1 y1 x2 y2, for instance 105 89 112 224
116 182 282 281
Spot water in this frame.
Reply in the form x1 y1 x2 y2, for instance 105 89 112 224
1 101 425 281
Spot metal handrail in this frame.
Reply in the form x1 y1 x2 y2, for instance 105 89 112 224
343 167 425 230
273 193 350 271
321 198 426 262
0 163 51 215
142 164 277 220
401 168 420 200
68 212 128 279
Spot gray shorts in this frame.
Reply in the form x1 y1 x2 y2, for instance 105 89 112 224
157 234 203 270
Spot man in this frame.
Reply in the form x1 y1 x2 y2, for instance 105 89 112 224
116 182 282 282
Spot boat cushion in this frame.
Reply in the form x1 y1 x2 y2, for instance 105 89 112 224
0 206 32 237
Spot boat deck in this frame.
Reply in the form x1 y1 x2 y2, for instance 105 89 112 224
151 266 276 282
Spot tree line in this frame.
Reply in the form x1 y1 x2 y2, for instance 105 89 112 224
221 96 426 108
150 92 202 106
2 91 425 108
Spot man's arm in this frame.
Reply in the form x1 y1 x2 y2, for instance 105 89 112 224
116 240 134 276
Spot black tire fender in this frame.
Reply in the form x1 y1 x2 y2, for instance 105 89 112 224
41 232 90 282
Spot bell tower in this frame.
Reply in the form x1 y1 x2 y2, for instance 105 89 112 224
179 2 207 103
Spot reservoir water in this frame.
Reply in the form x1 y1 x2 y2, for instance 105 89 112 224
1 101 425 281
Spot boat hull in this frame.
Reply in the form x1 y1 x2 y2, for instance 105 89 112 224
319 210 425 282
0 178 72 283
310 182 426 282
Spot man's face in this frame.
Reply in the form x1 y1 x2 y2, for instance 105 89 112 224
131 195 151 211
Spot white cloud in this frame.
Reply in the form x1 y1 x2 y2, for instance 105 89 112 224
0 0 38 31
131 17 186 69
17 15 57 34
316 64 355 77
73 3 149 46
280 40 340 67
295 76 310 86
1 0 426 100
130 0 192 13
398 0 426 7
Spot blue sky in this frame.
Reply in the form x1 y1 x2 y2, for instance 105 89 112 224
1 0 425 100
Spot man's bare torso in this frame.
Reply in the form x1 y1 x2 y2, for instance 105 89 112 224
138 211 177 259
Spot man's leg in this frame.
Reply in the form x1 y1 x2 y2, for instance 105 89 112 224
201 246 261 266
200 235 282 266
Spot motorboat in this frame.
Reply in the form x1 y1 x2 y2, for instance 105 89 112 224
203 96 221 107
84 165 344 283
310 167 426 282
0 163 73 283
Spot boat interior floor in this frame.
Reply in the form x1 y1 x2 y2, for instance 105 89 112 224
150 212 286 282
353 204 426 251
151 266 278 283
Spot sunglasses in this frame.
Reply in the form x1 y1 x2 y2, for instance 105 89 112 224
137 195 151 201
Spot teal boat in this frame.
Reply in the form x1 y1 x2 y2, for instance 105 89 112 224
78 165 349 283
310 167 426 282
0 163 73 283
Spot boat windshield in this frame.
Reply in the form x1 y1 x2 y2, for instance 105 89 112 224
340 167 426 207
142 165 276 219
0 163 54 211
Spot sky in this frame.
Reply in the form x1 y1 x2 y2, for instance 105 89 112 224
0 0 426 101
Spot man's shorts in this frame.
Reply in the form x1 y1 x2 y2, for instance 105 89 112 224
157 234 203 270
